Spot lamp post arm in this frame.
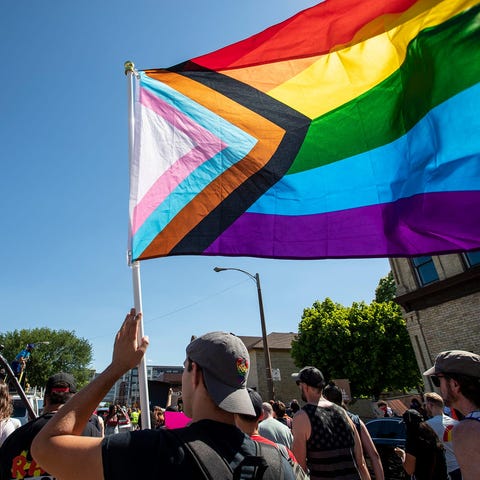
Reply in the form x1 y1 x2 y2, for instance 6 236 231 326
213 266 275 400
214 267 256 282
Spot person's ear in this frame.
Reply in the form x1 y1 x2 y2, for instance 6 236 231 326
449 377 461 393
191 361 203 387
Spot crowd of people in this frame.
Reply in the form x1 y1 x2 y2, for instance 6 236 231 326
0 309 478 479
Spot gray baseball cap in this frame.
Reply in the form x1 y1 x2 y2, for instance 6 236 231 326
423 350 480 378
186 332 255 416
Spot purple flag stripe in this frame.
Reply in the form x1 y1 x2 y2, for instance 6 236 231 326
204 191 480 259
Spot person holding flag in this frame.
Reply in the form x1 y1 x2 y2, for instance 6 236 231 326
10 345 34 384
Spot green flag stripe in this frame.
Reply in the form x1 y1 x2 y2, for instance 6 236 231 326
288 4 480 175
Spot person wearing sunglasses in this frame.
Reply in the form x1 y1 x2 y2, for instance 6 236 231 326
424 350 480 480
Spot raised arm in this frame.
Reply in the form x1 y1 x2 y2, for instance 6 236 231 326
31 309 148 480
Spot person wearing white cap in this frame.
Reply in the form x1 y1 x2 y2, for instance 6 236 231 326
423 349 480 480
32 309 295 479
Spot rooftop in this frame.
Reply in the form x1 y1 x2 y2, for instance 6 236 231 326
239 332 297 350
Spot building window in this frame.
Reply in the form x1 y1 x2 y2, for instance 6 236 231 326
412 256 439 286
464 251 480 268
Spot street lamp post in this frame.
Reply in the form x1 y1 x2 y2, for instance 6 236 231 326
214 267 275 400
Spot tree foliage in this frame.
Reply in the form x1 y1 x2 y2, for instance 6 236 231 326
291 297 421 398
375 271 397 303
0 328 93 389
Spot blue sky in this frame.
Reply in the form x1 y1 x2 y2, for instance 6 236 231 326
1 0 390 372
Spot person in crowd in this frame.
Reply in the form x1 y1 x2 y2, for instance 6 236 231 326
273 401 293 429
0 382 20 448
235 388 299 466
423 349 480 480
0 372 101 480
129 406 139 430
287 399 300 417
377 400 394 417
92 409 105 437
152 405 165 429
410 396 427 418
10 345 34 383
394 409 448 480
31 309 296 479
323 381 384 480
258 401 294 448
424 392 462 480
104 405 119 435
291 366 370 479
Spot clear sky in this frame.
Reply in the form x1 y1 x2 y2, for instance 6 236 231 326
1 0 390 372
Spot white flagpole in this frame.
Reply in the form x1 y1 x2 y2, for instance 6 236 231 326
125 61 151 429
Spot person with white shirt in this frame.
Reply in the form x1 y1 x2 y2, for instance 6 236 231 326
0 382 20 448
424 392 461 480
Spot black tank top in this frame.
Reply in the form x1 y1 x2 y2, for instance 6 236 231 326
303 403 360 480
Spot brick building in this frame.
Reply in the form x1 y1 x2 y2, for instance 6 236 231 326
239 332 299 403
390 251 480 390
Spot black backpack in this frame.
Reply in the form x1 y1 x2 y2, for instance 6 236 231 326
170 427 292 480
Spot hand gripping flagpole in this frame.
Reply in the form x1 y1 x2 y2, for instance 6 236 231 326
125 61 151 429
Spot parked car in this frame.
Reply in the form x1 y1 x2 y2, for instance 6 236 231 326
12 394 43 425
366 417 406 480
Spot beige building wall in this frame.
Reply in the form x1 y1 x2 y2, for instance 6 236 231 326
242 333 300 403
270 349 300 403
390 254 480 390
247 349 298 402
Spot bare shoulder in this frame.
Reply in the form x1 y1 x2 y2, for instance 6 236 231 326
293 409 309 424
453 420 480 479
292 409 311 437
453 418 480 440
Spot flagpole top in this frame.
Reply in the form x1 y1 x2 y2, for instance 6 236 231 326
124 61 138 76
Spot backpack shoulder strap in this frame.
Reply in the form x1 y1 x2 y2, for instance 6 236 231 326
254 441 284 480
170 427 232 480
170 427 287 480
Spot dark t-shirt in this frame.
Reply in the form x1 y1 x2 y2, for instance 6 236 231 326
102 419 293 479
0 412 103 480
405 434 448 480
0 414 53 480
86 414 102 437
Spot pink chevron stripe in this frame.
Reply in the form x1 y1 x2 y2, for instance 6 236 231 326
131 87 226 235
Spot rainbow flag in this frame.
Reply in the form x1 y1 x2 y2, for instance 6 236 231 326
443 423 454 442
129 0 480 261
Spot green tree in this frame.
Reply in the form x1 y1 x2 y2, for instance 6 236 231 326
375 271 397 303
0 328 92 389
291 297 421 398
